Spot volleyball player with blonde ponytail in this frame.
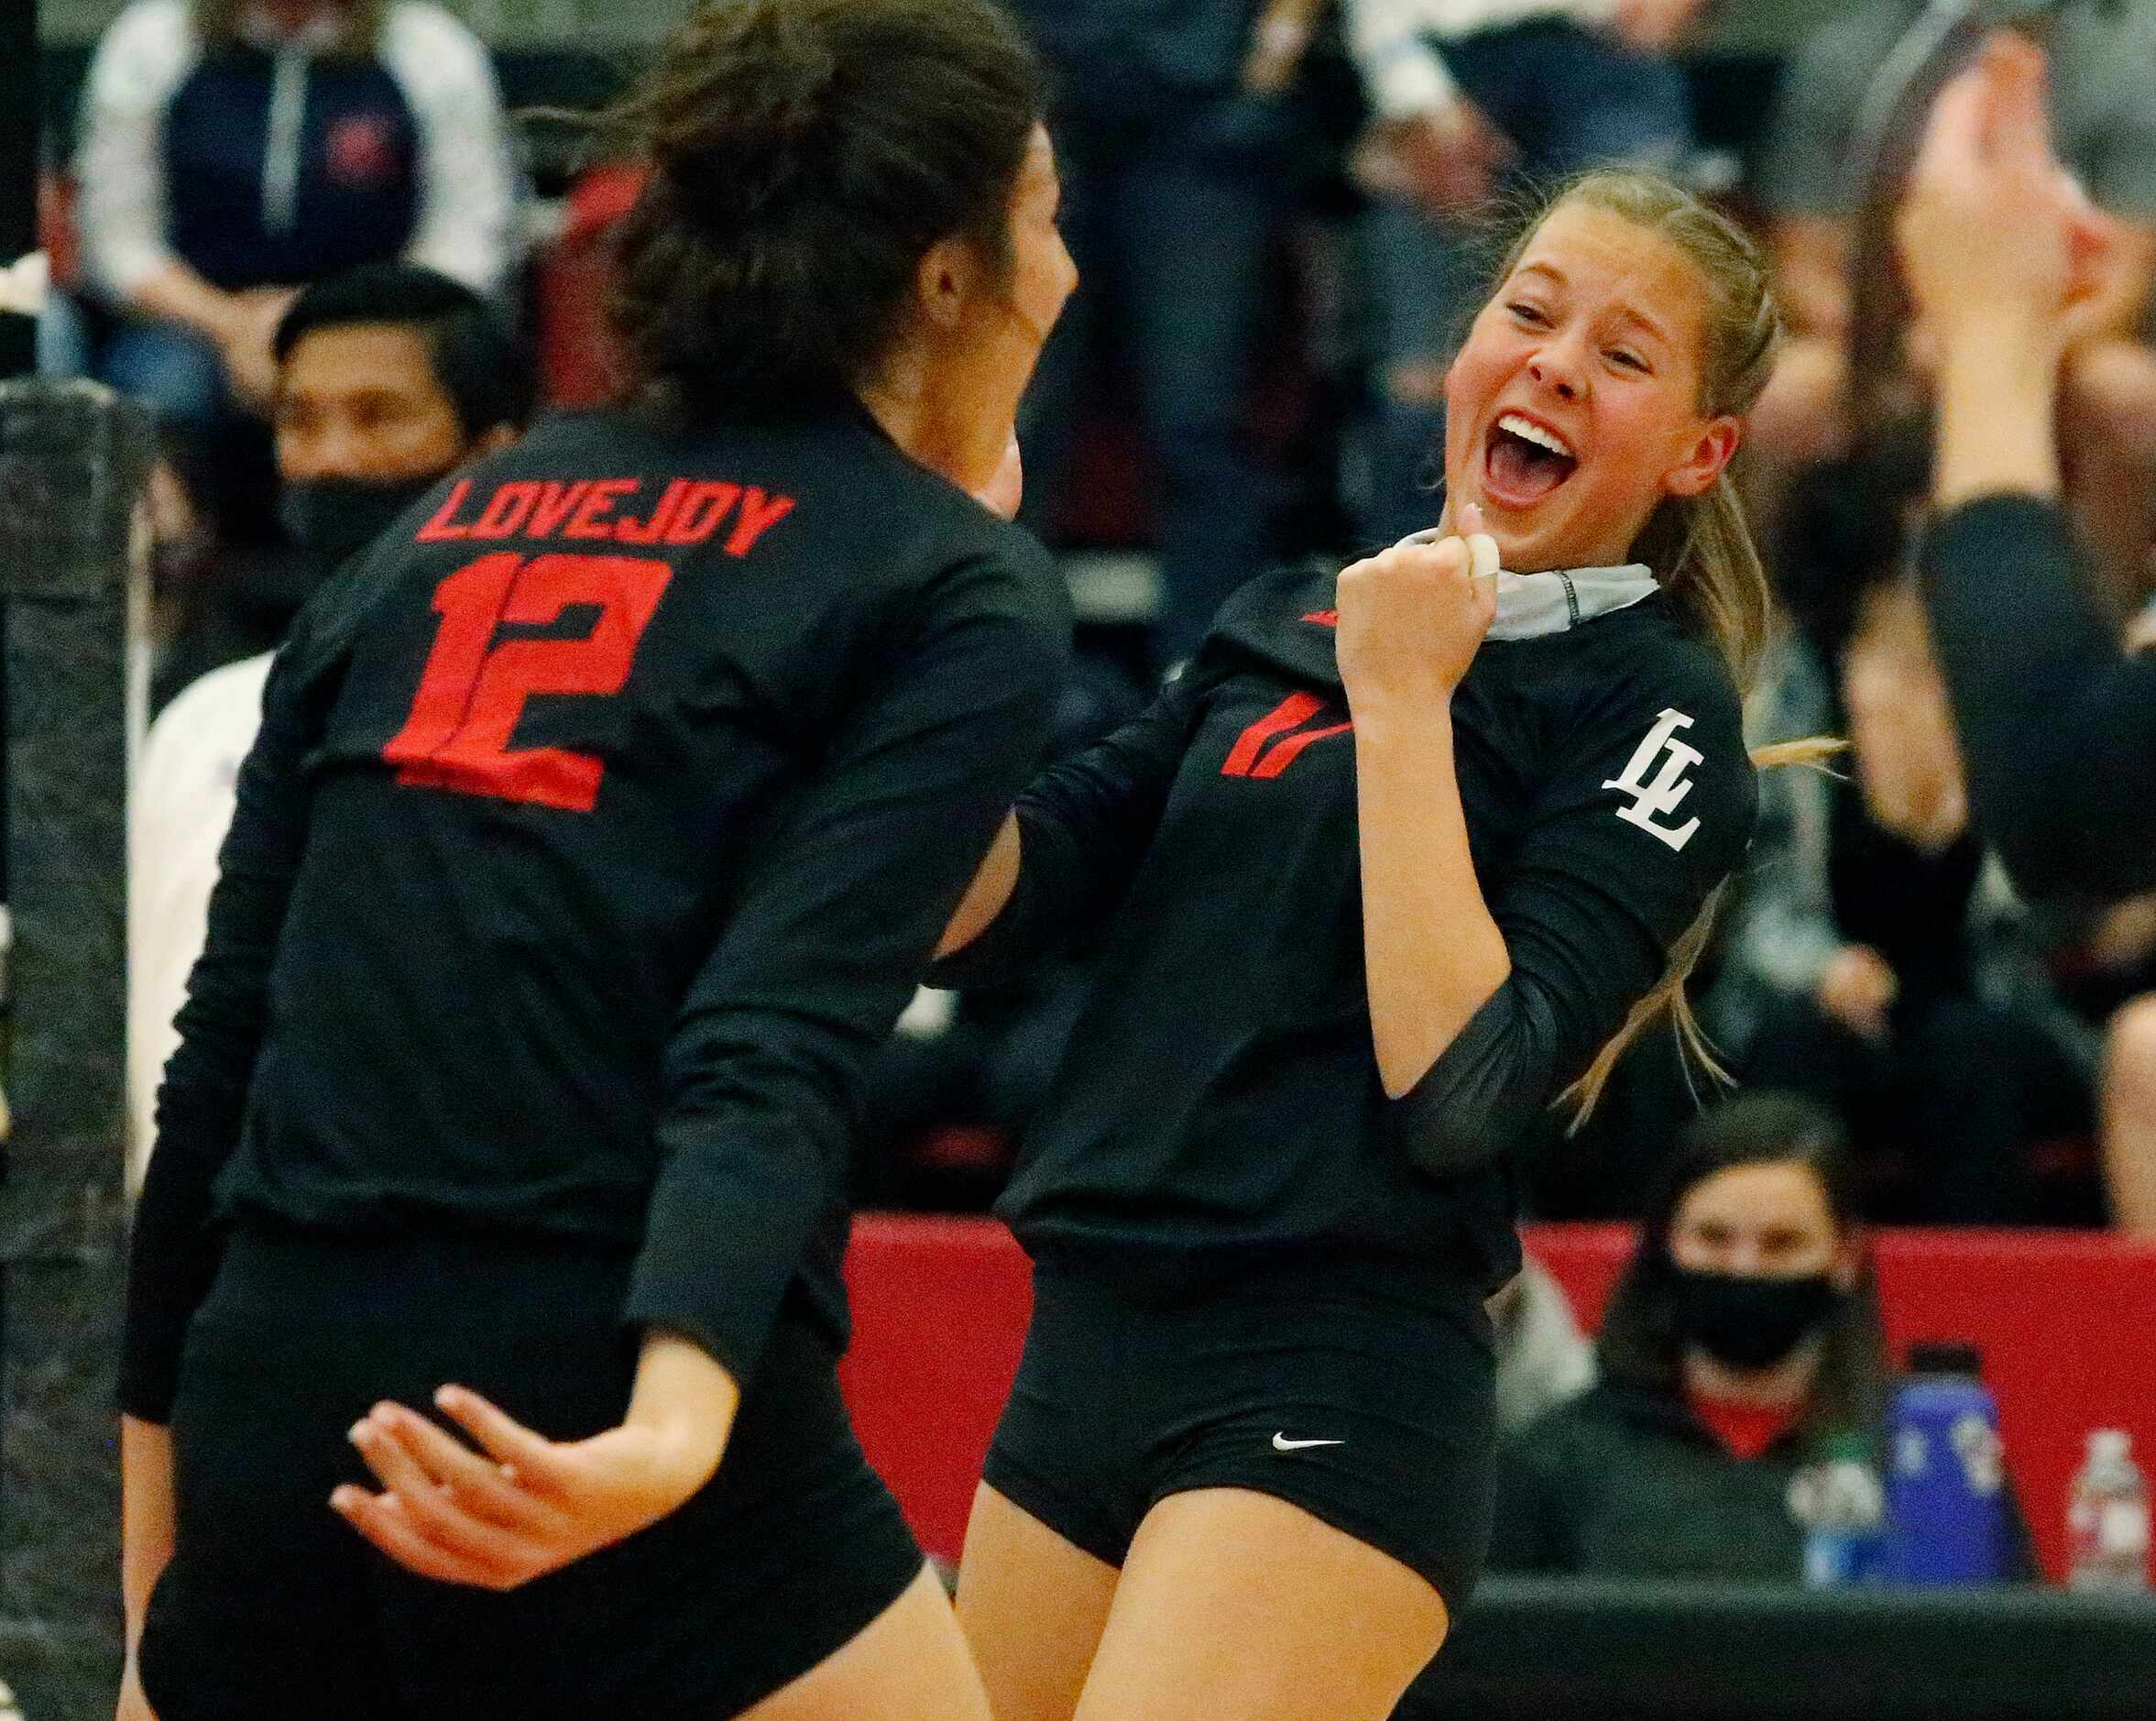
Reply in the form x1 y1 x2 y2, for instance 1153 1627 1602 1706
931 170 1794 1721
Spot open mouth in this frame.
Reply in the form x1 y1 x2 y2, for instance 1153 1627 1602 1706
1483 412 1578 508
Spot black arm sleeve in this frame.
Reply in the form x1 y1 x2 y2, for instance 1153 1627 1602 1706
1921 494 2156 900
1393 676 1757 1178
622 556 1066 1383
925 669 1208 991
121 641 323 1421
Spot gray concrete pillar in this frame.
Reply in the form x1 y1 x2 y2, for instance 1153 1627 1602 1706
0 378 149 1719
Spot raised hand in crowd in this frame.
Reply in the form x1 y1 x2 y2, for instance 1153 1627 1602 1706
1899 33 2111 338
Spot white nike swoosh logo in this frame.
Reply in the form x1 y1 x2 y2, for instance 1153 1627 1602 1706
1272 1434 1345 1452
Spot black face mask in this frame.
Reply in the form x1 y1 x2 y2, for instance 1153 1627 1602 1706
1670 1266 1841 1371
279 472 447 567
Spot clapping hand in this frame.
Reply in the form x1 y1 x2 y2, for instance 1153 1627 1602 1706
1897 34 2117 345
332 1333 737 1591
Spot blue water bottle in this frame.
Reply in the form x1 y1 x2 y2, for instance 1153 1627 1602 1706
1881 1341 2013 1584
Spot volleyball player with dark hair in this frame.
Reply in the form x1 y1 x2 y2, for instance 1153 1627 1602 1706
118 4 1072 1718
935 172 1823 1720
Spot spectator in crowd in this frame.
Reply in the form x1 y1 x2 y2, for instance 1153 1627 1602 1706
1490 1092 1890 1581
35 150 94 381
128 261 531 1188
1711 435 2098 1227
137 426 229 709
1894 32 2156 1233
75 0 517 523
142 420 352 714
1002 0 1333 665
1752 0 2156 607
1340 0 1711 544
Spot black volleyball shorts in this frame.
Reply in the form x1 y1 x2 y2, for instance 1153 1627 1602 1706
981 1252 1498 1612
139 1229 924 1721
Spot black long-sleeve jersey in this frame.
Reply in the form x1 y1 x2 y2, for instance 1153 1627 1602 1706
1922 494 2156 901
122 403 1068 1422
935 566 1755 1295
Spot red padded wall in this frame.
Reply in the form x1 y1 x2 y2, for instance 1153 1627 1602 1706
840 1215 2156 1578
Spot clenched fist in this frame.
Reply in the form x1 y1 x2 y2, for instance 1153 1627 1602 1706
1336 505 1501 714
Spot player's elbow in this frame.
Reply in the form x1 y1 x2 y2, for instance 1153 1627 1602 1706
1389 984 1558 1178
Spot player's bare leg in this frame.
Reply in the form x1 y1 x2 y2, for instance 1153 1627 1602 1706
956 1484 1120 1721
1071 1487 1448 1721
742 1564 991 1721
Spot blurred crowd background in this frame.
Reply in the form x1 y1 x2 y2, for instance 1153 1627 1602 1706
44 0 2150 1239
23 0 2156 1617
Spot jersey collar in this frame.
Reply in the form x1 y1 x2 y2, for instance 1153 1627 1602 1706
1392 528 1659 641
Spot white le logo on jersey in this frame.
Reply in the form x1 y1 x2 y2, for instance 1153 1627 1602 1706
1603 707 1702 852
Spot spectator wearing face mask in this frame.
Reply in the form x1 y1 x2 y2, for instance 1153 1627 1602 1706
75 0 517 534
128 261 530 1188
1492 1092 1897 1581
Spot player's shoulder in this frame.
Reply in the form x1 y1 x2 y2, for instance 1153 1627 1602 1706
1193 563 1345 687
1562 597 1746 734
905 504 1071 650
1538 599 1757 857
793 422 1070 627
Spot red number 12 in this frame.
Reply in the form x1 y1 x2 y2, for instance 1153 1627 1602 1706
382 551 672 812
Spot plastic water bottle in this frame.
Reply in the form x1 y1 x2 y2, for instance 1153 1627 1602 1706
1881 1342 2013 1584
1791 1435 1885 1587
2067 1430 2150 1594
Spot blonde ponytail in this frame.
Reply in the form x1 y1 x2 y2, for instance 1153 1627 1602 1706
1497 171 1844 1126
